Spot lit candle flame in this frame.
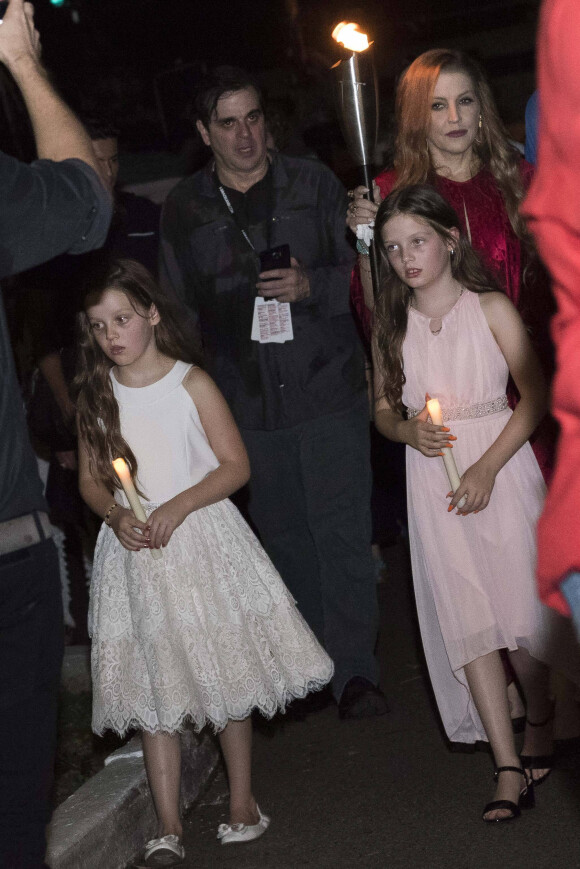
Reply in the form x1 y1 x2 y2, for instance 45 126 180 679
112 457 163 559
332 22 371 53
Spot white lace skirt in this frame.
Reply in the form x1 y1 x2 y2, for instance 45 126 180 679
89 498 333 736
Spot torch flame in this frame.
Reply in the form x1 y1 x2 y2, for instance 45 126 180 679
332 22 371 53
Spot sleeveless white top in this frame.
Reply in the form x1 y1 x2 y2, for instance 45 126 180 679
110 360 219 504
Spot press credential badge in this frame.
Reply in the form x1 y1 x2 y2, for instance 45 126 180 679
251 298 294 343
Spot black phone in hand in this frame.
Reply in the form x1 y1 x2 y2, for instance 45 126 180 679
259 244 291 277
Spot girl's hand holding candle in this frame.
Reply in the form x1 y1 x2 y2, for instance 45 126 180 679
426 398 467 512
112 457 163 559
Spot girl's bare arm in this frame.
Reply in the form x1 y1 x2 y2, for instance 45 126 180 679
479 292 548 464
448 292 548 513
373 343 452 456
78 433 148 551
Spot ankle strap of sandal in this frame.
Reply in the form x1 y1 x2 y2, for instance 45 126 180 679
494 765 532 789
494 765 526 778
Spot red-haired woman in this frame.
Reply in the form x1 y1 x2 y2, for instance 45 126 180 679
350 50 541 335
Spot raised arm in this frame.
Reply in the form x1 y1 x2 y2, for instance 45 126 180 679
0 0 103 174
0 1 112 276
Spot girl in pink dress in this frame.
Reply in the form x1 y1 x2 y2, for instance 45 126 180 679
372 185 579 822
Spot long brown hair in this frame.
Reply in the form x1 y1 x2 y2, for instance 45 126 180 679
394 49 529 243
73 257 202 494
373 185 501 414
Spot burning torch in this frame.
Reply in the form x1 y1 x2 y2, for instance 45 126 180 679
331 22 380 297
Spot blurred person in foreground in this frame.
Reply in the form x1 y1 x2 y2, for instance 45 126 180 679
0 2 111 866
523 0 580 630
17 115 161 642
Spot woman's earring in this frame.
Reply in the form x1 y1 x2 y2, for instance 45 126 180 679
475 114 483 145
450 248 455 257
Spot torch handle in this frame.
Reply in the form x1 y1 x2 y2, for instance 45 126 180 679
361 163 380 300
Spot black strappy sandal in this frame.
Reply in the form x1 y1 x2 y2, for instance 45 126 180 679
482 766 535 823
520 704 555 787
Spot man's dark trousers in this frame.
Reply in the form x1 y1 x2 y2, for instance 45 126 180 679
241 394 379 700
0 539 63 868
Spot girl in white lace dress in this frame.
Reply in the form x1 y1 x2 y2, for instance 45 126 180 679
75 258 333 866
372 186 579 824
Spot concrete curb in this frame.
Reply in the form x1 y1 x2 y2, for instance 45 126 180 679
60 645 91 694
46 728 220 869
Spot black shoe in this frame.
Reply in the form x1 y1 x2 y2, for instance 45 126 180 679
285 686 335 720
482 766 535 823
338 677 389 720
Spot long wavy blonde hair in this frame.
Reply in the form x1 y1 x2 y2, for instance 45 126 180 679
373 185 501 414
394 49 529 243
73 258 201 495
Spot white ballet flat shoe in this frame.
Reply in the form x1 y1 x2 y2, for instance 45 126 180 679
217 806 270 845
142 833 185 866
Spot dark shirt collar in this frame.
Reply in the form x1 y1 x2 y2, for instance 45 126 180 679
200 150 288 196
216 161 272 199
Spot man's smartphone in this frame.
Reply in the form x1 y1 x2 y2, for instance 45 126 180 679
259 244 291 278
0 2 9 21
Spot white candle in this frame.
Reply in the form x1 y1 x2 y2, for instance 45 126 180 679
426 399 467 510
112 457 163 559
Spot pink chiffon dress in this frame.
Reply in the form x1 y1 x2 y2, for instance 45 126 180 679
402 290 578 743
351 165 556 479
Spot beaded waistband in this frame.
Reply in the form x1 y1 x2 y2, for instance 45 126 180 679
407 395 509 422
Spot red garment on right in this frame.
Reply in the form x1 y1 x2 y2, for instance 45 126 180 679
523 0 580 615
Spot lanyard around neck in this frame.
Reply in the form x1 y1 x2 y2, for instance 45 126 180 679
216 163 274 254
218 185 257 254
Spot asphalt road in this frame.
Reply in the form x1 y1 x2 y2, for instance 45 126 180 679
177 542 580 869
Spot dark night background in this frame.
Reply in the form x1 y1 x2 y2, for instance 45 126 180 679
28 0 542 183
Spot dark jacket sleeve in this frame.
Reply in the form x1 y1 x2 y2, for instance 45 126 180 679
0 154 112 279
300 163 356 320
159 193 204 346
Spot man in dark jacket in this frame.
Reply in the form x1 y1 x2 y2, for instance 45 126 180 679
161 66 387 719
0 3 111 866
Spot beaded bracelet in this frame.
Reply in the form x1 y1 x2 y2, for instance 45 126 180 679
104 502 118 526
